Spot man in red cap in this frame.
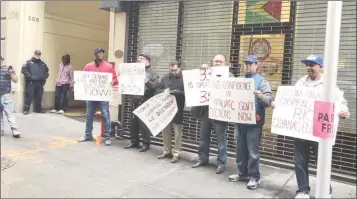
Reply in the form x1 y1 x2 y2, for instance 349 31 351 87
124 52 160 152
77 48 118 146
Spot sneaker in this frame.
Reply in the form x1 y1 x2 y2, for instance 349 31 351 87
78 136 94 142
104 139 112 146
50 109 57 113
58 110 64 114
228 174 249 182
246 178 260 189
12 129 21 138
295 193 310 199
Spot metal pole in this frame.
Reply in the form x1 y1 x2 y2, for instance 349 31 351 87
315 1 342 198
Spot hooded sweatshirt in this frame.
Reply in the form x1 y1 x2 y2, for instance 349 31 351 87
295 74 350 118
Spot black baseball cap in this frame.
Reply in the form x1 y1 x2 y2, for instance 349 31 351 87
34 50 42 55
94 47 105 55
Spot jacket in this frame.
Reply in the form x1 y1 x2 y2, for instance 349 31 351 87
56 63 74 86
83 60 118 86
158 71 185 124
295 74 350 118
241 72 274 127
130 65 160 107
21 58 49 81
0 65 15 94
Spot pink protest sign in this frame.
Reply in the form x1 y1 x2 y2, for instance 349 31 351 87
313 100 335 139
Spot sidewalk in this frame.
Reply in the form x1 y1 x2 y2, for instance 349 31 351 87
1 113 356 198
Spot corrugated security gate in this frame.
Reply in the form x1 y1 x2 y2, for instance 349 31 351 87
124 1 356 181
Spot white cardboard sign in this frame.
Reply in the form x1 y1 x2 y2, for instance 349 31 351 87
182 66 229 107
133 92 178 137
74 71 113 101
119 63 145 96
209 77 256 124
271 86 341 144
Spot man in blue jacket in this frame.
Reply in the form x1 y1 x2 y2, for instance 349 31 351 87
228 55 274 189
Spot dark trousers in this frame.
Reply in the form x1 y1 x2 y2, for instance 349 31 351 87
234 124 262 180
54 84 70 111
294 138 332 194
24 81 44 112
130 115 151 146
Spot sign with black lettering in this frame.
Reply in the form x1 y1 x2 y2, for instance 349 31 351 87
119 63 145 95
74 71 113 101
209 77 256 124
133 92 178 137
182 66 229 107
271 86 341 143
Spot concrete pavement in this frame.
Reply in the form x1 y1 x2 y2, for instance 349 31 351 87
1 113 356 198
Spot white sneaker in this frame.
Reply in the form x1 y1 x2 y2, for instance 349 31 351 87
12 129 21 138
50 109 57 113
295 193 310 199
58 110 64 114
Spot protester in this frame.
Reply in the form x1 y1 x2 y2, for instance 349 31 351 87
157 61 185 163
0 55 21 137
124 53 160 152
271 54 349 199
191 53 232 174
51 54 73 114
77 48 118 146
228 55 274 189
21 50 49 115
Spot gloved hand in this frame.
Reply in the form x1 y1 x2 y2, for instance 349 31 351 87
169 90 179 95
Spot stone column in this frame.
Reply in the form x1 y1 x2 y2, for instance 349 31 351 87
108 10 126 121
3 1 45 112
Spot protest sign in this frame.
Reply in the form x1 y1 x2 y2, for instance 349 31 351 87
209 77 256 124
182 66 229 107
313 101 336 139
74 71 112 101
133 92 178 137
271 86 340 143
119 63 145 95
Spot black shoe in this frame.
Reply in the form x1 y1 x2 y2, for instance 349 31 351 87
23 111 29 115
216 166 225 174
192 161 208 168
34 110 46 113
124 142 139 149
139 145 150 153
78 136 94 142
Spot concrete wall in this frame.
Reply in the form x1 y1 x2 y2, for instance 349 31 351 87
43 1 110 109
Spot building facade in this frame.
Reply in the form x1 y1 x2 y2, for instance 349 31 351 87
102 1 356 181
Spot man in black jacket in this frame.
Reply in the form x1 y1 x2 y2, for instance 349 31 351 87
156 61 185 163
124 53 160 152
21 50 49 115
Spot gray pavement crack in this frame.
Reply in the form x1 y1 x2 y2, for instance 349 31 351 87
272 172 295 199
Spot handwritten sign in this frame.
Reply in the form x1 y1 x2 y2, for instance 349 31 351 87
119 63 145 95
74 71 112 101
133 92 178 137
271 86 340 143
182 66 229 107
313 101 336 139
209 77 256 124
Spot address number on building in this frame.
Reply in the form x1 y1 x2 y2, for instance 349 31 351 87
28 16 40 22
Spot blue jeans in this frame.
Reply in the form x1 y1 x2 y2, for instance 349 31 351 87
85 101 111 139
198 111 228 167
234 124 262 180
0 93 18 131
294 138 332 194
